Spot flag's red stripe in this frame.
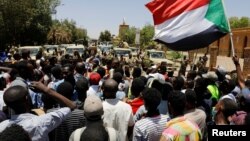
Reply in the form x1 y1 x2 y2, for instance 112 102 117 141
146 0 210 25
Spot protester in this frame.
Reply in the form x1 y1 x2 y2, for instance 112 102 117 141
160 91 202 141
102 79 134 141
133 88 170 141
0 124 31 141
0 82 76 141
69 95 117 141
1 44 250 141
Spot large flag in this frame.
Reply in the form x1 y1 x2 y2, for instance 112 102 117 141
146 0 230 51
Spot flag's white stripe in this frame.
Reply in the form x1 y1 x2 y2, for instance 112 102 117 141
154 5 214 43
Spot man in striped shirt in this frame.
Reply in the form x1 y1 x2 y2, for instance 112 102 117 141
133 88 170 141
160 91 202 141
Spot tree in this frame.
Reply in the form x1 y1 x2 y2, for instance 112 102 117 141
47 22 72 44
75 28 88 41
229 16 250 29
140 24 154 48
0 0 61 48
99 30 111 42
239 17 250 28
47 19 88 44
120 26 136 45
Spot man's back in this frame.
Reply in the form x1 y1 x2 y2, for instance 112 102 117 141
103 99 134 141
0 107 71 141
133 114 170 141
184 109 206 137
160 116 201 141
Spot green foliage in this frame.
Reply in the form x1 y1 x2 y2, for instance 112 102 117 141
140 24 154 48
229 16 250 29
170 51 182 60
99 30 112 42
120 26 136 44
47 22 72 44
0 0 60 48
47 19 88 44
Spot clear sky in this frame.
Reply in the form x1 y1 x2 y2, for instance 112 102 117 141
56 0 250 39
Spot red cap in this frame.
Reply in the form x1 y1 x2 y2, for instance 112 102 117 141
89 73 101 85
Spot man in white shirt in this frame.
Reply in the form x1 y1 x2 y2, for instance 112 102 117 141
102 79 134 141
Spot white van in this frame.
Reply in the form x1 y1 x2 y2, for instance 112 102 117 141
18 46 42 60
66 45 85 56
43 45 59 55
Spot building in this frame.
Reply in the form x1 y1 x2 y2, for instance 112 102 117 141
195 27 250 58
119 18 129 38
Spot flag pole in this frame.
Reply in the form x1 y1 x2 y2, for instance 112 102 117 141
221 0 235 57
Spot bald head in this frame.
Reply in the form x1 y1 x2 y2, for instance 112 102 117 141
103 79 118 99
75 62 86 74
4 86 30 114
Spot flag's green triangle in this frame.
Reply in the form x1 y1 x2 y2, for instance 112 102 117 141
205 0 230 33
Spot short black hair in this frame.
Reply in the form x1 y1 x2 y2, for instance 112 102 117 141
142 88 161 111
0 77 6 90
51 66 62 79
57 81 74 100
187 70 197 80
63 64 74 72
75 78 89 102
173 76 184 90
220 98 238 121
131 78 145 97
42 94 58 110
168 91 186 116
0 124 31 141
15 61 29 79
97 67 106 78
151 79 173 101
186 80 194 89
112 72 123 84
185 89 197 106
138 76 147 86
132 67 141 78
114 67 124 76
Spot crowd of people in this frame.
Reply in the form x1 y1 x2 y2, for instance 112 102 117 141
0 48 250 141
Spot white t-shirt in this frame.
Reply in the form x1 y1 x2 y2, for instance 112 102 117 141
103 99 134 141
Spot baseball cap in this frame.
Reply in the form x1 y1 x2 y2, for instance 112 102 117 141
89 72 101 85
84 95 103 120
217 66 227 76
202 71 218 81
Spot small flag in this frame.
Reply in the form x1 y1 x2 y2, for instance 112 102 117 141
146 0 230 51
